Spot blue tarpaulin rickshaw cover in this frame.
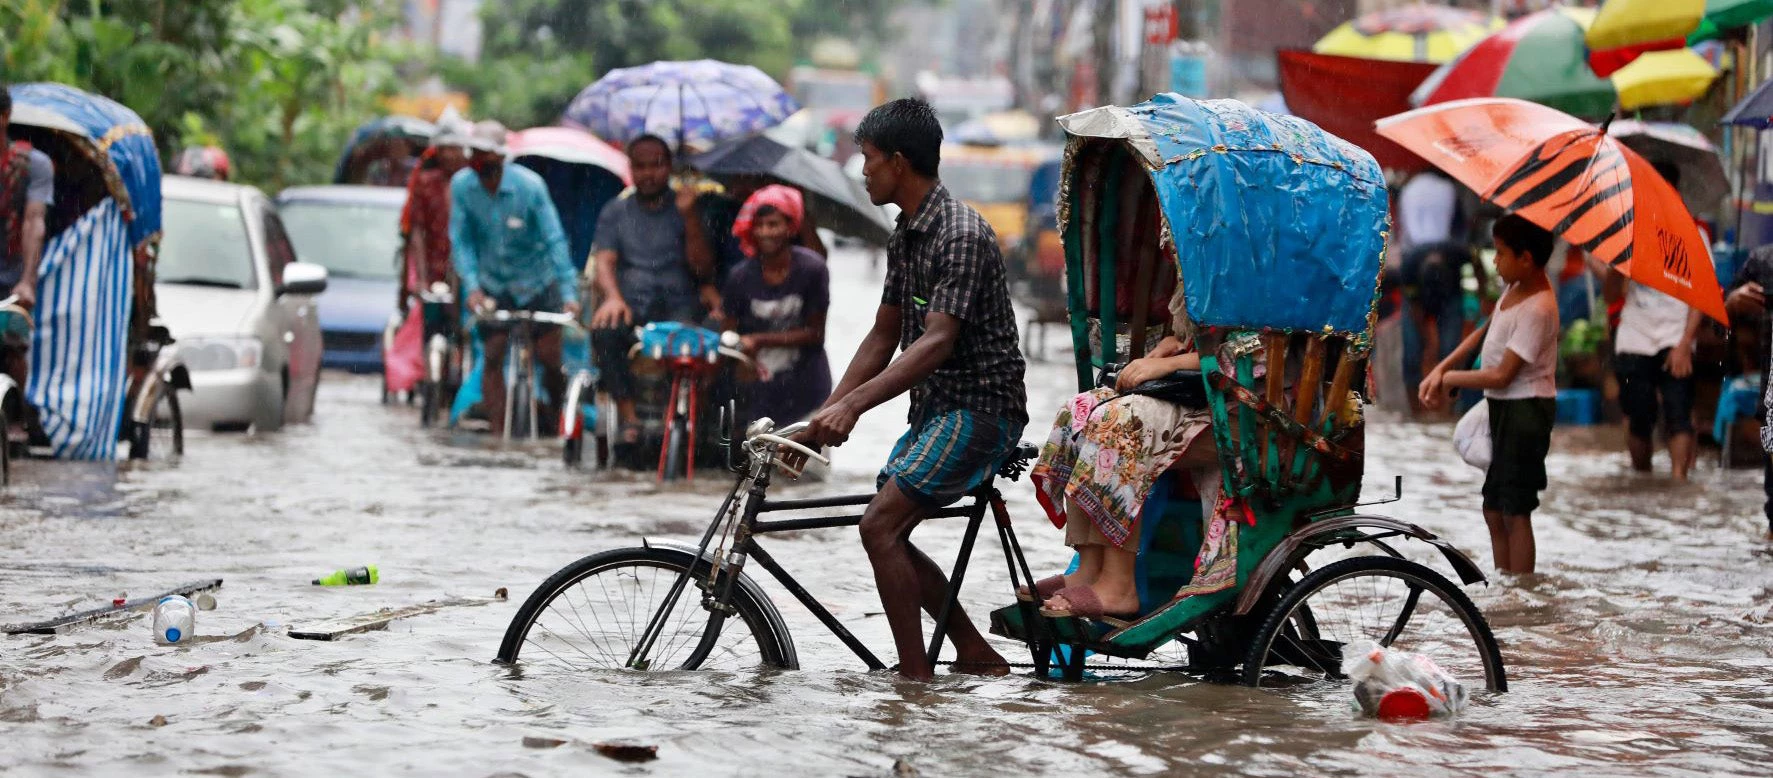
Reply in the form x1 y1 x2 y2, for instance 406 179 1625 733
9 83 161 459
11 82 162 248
1059 94 1389 336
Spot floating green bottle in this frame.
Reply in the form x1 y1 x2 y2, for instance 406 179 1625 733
312 565 379 586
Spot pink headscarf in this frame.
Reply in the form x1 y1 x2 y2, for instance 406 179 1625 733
732 184 805 257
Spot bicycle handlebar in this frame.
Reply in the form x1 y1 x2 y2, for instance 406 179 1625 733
749 433 828 465
475 309 585 330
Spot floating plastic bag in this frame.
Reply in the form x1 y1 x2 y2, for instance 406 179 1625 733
1453 399 1490 471
1343 639 1468 720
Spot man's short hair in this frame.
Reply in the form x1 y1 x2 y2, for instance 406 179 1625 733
0 83 11 116
629 134 672 161
1493 213 1555 268
855 98 942 178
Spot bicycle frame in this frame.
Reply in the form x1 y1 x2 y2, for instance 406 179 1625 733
627 423 1047 673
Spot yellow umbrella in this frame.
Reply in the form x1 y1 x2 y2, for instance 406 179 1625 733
1613 48 1721 110
1314 3 1501 64
1587 0 1704 76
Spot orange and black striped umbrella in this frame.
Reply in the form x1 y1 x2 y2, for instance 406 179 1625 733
1376 97 1726 323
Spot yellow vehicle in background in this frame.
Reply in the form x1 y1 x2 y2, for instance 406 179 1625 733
940 142 1055 257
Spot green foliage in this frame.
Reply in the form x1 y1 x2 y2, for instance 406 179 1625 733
1 0 402 189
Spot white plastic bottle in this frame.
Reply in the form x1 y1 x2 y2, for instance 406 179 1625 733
151 595 197 645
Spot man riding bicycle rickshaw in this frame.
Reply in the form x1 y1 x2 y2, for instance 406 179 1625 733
450 120 579 439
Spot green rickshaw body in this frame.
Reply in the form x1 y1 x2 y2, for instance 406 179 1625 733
1027 93 1391 652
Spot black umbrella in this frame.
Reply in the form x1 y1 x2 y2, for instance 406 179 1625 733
687 134 893 246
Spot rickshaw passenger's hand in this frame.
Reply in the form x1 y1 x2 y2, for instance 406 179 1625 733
10 283 34 310
1115 357 1164 391
676 185 701 215
592 297 632 329
806 400 859 447
1666 345 1694 379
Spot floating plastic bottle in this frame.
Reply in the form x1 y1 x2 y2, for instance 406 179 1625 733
312 565 379 586
151 596 196 645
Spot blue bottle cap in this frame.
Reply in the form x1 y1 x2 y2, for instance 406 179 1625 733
165 627 182 643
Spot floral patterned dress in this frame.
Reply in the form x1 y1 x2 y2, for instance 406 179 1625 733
1030 292 1214 549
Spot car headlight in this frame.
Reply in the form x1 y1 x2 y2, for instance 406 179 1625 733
180 336 262 371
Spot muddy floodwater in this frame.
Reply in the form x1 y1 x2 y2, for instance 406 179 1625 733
2 249 1772 776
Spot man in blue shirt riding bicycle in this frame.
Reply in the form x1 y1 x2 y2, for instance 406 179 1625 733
450 120 579 438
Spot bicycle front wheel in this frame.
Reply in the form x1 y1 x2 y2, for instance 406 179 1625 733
496 546 794 673
1241 556 1505 691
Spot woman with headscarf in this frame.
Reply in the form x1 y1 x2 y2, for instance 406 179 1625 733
719 185 832 426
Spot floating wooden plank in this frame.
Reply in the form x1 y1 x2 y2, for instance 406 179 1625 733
3 578 224 635
289 593 506 641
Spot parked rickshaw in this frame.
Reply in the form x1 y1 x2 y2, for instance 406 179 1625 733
497 95 1504 695
4 83 187 474
1009 154 1068 358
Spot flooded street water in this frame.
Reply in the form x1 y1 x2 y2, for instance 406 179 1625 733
3 247 1772 776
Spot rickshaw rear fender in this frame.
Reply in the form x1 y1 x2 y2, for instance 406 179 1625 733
1235 514 1488 616
131 351 191 424
640 537 799 668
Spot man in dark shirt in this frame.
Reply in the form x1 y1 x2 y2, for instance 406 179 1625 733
589 135 716 442
798 99 1027 680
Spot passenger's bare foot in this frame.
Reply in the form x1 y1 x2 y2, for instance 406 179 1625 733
1042 586 1140 619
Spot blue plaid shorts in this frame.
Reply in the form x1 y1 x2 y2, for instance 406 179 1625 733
877 409 1022 507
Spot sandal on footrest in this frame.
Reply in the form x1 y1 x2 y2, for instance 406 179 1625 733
1038 586 1136 629
1016 574 1067 603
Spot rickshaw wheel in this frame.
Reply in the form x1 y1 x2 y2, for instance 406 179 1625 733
127 390 184 460
419 382 441 428
496 546 792 672
1241 556 1505 693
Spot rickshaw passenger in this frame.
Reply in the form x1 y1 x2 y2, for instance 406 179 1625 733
1027 288 1220 621
450 121 579 438
719 185 832 427
588 134 717 444
1 83 53 436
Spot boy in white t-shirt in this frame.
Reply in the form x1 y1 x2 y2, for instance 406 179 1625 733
1420 215 1560 575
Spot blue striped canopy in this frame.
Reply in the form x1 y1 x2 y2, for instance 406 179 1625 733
1059 94 1389 336
9 83 162 248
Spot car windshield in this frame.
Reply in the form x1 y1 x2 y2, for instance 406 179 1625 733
158 198 256 289
278 199 403 281
942 160 1033 205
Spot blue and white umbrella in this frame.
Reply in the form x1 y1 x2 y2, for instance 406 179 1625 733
564 60 801 152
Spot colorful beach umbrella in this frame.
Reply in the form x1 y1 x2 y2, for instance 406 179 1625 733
1313 3 1501 63
1376 98 1727 324
1414 7 1719 117
563 60 800 152
1690 0 1773 43
1585 0 1703 77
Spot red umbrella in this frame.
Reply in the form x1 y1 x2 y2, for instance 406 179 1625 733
1277 49 1439 172
506 126 631 184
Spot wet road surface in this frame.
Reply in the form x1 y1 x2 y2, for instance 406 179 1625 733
2 248 1772 776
